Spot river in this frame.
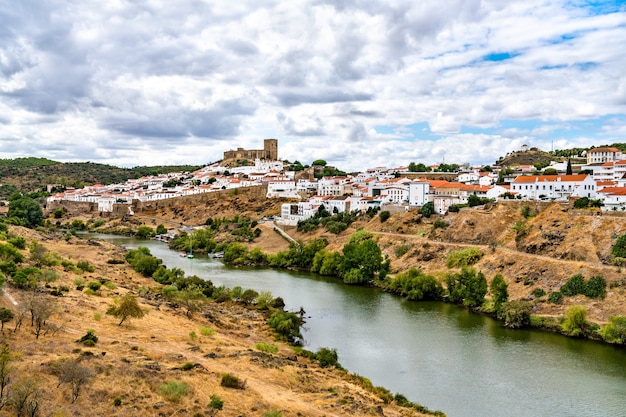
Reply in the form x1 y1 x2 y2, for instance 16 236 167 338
88 234 626 417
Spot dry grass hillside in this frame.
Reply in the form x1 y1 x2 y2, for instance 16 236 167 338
0 225 436 417
90 192 626 325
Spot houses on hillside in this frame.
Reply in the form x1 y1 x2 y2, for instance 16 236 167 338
48 143 626 220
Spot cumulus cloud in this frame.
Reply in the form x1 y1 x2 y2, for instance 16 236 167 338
0 0 624 170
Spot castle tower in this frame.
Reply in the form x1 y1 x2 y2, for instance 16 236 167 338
264 138 278 160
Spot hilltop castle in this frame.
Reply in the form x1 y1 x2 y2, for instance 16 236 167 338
223 138 278 161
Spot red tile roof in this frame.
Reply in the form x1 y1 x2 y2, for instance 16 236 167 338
589 147 621 153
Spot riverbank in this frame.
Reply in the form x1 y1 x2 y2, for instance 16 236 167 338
0 224 441 417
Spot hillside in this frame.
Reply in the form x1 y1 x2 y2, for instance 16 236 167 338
77 193 626 326
0 159 201 199
0 225 436 417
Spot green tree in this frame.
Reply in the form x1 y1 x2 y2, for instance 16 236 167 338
599 316 626 344
379 211 391 223
7 196 43 228
311 159 327 166
106 293 146 326
135 226 155 238
446 267 487 308
561 305 587 336
566 158 573 175
268 311 302 343
341 231 385 284
0 308 14 332
156 224 167 235
612 234 626 258
560 273 585 296
420 202 435 218
490 274 509 315
501 300 532 328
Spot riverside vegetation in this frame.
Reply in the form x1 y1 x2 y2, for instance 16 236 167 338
0 205 443 416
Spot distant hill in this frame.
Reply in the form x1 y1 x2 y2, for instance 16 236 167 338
495 148 560 168
0 158 201 200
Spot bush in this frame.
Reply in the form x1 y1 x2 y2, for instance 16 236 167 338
612 234 626 258
584 275 606 299
87 281 102 292
76 260 95 273
8 237 26 249
560 274 585 296
379 211 391 223
547 291 563 304
263 410 283 417
420 202 434 218
316 347 341 368
432 218 449 229
268 311 302 343
446 247 483 268
199 326 215 337
561 305 587 336
113 397 122 406
220 373 246 389
501 300 532 328
532 288 546 298
256 343 278 353
77 329 98 346
180 362 195 371
159 381 189 401
208 394 224 411
388 268 443 301
599 316 626 344
490 274 509 314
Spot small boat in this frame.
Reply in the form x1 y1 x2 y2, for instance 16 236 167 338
209 251 224 258
179 251 187 257
186 253 194 259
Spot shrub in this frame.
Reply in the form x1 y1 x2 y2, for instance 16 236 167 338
612 234 626 258
432 218 449 229
113 397 122 406
501 300 532 328
547 291 563 304
584 275 606 299
87 281 102 292
268 311 302 343
159 381 189 401
180 362 195 371
77 329 98 346
560 274 585 296
420 202 434 218
599 316 626 344
388 268 443 301
208 394 224 411
199 326 215 337
379 211 391 223
561 305 587 336
395 244 410 257
220 373 246 389
263 410 283 417
76 260 95 273
446 247 483 268
316 347 341 368
8 237 26 249
74 277 85 290
256 343 278 353
532 288 546 298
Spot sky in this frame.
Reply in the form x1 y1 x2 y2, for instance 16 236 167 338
0 1 625 171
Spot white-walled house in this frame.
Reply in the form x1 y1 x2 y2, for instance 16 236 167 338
511 174 597 200
408 181 431 207
586 147 623 164
266 180 298 198
597 187 626 211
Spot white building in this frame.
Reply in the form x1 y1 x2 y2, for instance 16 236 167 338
511 174 597 200
408 181 430 207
